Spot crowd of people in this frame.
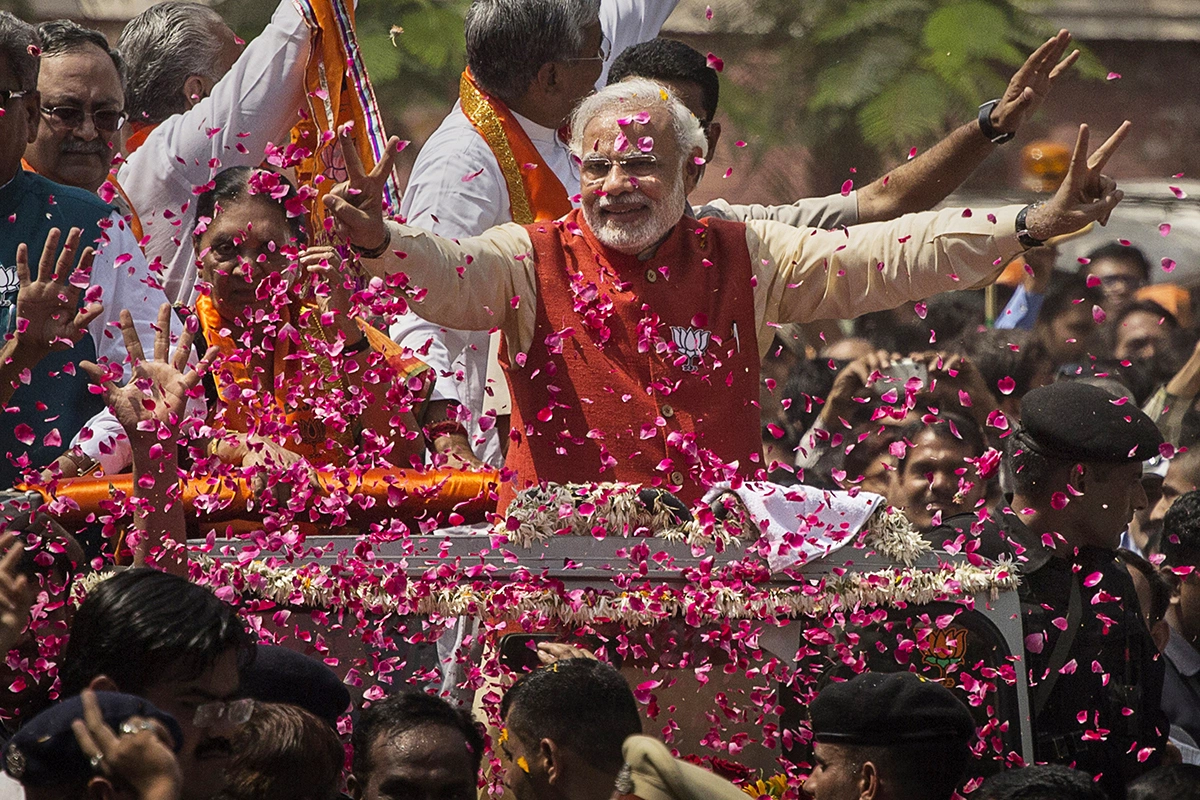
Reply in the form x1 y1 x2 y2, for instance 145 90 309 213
0 0 1199 797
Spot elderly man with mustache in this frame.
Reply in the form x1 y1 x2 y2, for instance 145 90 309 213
327 78 1128 511
0 14 163 484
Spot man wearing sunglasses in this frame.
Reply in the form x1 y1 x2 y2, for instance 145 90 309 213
0 14 164 487
23 20 126 195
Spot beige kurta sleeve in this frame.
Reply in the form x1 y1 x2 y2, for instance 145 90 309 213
365 220 540 354
748 205 1027 359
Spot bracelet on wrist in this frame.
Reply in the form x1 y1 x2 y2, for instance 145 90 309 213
977 99 1015 145
1016 202 1045 249
351 230 391 260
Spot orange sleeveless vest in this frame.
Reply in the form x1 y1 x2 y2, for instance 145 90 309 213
498 209 762 511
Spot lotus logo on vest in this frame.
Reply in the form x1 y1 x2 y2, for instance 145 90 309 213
670 326 710 372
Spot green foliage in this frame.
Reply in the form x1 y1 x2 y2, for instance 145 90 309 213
215 0 470 132
722 0 1107 188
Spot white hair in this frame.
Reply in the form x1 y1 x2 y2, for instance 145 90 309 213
569 78 706 162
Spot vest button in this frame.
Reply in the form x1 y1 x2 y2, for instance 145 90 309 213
645 269 658 283
669 470 684 485
661 404 675 418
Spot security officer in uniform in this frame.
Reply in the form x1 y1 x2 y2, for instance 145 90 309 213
934 381 1168 798
802 671 977 800
3 690 182 800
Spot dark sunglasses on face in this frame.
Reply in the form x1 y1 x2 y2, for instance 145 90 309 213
40 105 127 133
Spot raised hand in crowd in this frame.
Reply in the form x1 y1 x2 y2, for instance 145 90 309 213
0 227 101 406
987 29 1079 137
0 533 33 656
856 30 1078 223
817 350 901 428
71 689 182 800
1023 121 1129 240
535 641 599 666
910 351 1000 429
81 304 216 573
323 126 403 253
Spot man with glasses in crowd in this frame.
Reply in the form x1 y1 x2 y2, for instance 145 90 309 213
57 568 255 800
328 75 1128 510
22 20 127 194
393 0 681 472
0 13 162 486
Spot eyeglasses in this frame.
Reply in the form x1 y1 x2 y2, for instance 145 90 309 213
564 33 611 64
580 154 661 183
193 698 254 728
40 105 127 133
1095 273 1145 289
0 89 29 106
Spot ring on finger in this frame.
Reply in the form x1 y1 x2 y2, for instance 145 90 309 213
89 753 104 771
120 719 157 735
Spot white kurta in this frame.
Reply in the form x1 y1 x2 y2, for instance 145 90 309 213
116 0 312 307
69 212 174 472
394 0 682 466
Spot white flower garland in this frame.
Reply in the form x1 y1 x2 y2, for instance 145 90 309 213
76 554 1018 626
73 484 1013 625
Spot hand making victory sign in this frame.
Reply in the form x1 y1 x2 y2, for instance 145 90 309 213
1024 120 1130 241
322 125 403 254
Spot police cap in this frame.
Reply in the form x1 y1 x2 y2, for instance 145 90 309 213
1017 381 1163 464
809 671 975 746
3 691 182 786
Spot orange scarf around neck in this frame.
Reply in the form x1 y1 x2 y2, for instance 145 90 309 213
459 69 573 225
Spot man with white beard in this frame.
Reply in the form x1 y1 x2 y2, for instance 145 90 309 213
326 78 1128 511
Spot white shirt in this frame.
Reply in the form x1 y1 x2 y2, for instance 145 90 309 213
116 0 312 307
0 772 23 800
69 213 172 472
394 0 681 465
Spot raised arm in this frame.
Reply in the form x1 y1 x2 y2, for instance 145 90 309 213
1 228 101 406
756 123 1126 340
80 304 216 575
855 30 1079 224
119 0 310 195
323 128 536 337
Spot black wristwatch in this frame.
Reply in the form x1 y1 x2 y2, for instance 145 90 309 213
978 99 1015 145
1016 203 1045 249
351 230 392 260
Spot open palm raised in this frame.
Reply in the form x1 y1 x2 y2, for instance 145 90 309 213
80 304 216 445
14 227 102 359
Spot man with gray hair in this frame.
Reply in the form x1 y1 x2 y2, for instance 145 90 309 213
113 0 312 306
23 19 126 193
394 0 679 471
0 12 163 485
328 78 1127 510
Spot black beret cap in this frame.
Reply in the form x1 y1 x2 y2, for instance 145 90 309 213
4 692 182 786
810 672 975 746
1017 381 1163 464
239 645 350 726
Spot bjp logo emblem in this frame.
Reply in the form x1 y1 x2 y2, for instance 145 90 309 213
670 326 710 372
918 626 970 688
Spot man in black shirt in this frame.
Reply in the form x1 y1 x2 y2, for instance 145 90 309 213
937 382 1169 798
